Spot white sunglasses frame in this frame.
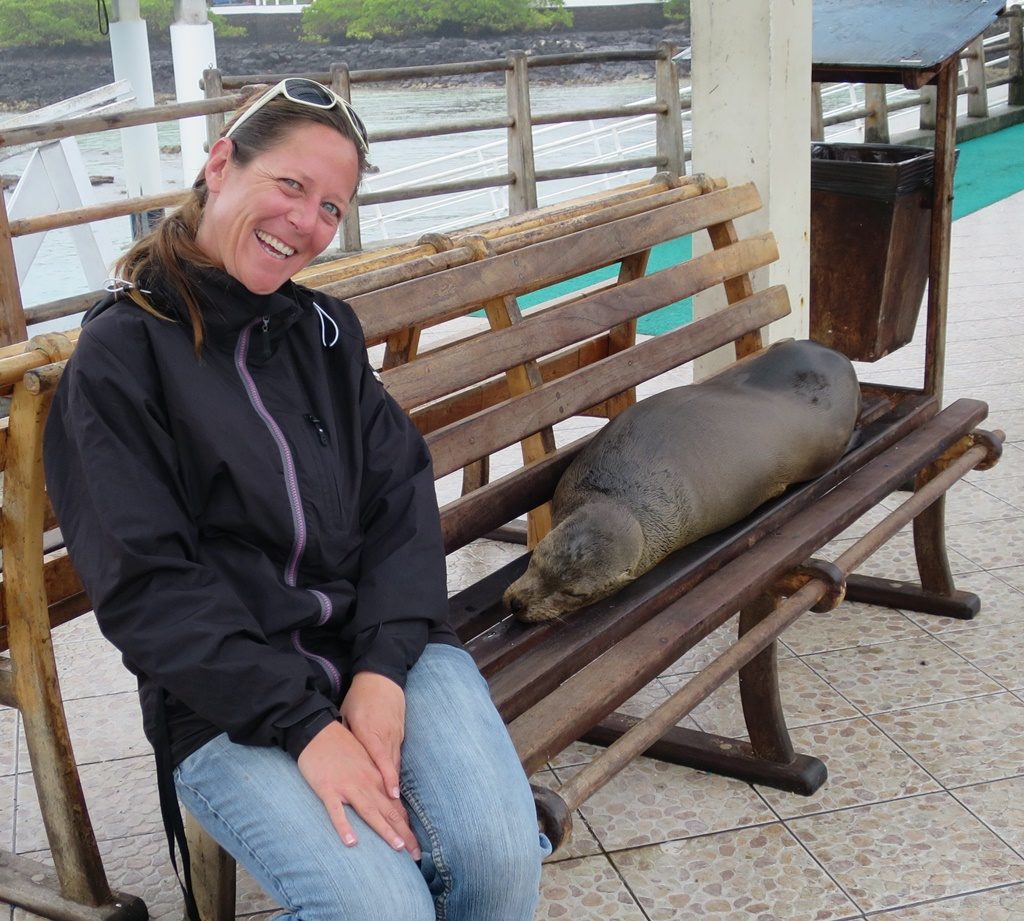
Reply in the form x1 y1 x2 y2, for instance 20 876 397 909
225 78 369 155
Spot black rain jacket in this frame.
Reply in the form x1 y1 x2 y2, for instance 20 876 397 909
44 266 458 767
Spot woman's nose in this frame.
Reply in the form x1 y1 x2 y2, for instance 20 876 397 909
288 199 318 234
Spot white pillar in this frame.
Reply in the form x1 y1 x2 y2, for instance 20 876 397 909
171 0 219 184
690 0 812 379
108 0 162 203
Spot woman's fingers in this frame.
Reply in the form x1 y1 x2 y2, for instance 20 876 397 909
297 719 420 859
360 731 401 800
336 787 420 859
323 797 358 847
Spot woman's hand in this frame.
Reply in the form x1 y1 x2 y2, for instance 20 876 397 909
296 718 420 858
340 671 407 801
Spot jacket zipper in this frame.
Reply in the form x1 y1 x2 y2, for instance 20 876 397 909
304 413 330 446
260 314 272 361
235 318 342 698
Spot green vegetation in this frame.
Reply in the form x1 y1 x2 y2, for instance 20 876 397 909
138 0 246 39
0 0 244 48
301 0 571 42
664 0 690 24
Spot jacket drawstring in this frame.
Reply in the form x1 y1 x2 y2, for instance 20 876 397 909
313 302 340 348
154 690 203 921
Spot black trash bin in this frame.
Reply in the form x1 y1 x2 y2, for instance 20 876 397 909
809 143 946 362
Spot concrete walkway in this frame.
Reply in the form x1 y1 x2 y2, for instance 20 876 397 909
3 187 1023 921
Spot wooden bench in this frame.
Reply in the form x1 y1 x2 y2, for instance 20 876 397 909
0 175 1003 921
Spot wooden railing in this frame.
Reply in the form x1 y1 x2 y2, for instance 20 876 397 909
1 9 1022 344
199 45 687 251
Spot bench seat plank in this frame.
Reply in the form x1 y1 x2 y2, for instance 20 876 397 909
454 392 940 716
458 391 942 706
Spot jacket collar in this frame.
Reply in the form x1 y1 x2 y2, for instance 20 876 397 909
85 265 318 361
182 265 307 342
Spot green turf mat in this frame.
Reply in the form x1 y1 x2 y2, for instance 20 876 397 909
952 120 1024 219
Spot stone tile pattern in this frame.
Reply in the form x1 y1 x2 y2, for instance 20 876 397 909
3 192 1024 921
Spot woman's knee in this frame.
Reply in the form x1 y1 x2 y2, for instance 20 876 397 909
286 876 435 921
434 804 544 912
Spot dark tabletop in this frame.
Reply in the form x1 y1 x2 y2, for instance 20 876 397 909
813 0 1005 86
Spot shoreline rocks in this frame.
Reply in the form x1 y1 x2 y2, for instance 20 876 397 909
0 26 689 110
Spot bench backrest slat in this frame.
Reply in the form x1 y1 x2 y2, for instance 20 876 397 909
440 437 587 555
383 233 778 411
426 286 791 479
408 336 612 436
348 184 763 342
301 177 702 296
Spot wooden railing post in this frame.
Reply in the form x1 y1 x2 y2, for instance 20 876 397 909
918 84 937 130
1009 7 1024 107
0 194 27 345
332 62 363 252
964 36 989 118
654 42 685 177
810 83 824 141
864 84 890 142
505 51 537 214
203 67 226 151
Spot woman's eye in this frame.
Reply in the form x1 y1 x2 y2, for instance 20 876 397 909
281 178 301 191
322 201 341 218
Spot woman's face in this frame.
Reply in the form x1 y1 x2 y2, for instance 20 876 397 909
196 122 360 295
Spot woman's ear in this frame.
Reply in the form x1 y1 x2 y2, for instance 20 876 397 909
204 138 235 193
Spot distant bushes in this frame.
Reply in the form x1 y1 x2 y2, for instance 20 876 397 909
301 0 572 42
0 0 244 48
664 0 690 22
0 0 574 49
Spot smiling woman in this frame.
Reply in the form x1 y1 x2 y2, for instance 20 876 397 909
42 78 549 921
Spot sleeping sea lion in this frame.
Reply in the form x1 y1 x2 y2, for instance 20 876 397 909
503 339 860 622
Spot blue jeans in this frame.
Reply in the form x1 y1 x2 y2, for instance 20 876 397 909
174 644 550 921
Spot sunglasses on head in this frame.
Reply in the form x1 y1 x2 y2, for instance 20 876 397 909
225 78 369 155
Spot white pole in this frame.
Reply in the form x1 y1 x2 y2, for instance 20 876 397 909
108 0 162 215
171 0 219 184
690 0 812 379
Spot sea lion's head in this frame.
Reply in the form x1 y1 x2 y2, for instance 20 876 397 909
503 502 644 623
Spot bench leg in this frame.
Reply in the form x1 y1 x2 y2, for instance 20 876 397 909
737 593 795 764
844 493 979 620
16 677 112 907
583 714 827 795
531 783 573 854
1 652 146 921
184 812 236 921
0 849 146 921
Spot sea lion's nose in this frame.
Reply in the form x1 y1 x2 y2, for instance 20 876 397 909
507 594 525 615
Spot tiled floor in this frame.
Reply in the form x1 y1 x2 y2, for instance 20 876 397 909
3 188 1023 921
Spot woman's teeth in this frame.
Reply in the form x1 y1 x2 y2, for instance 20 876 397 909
255 230 295 258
